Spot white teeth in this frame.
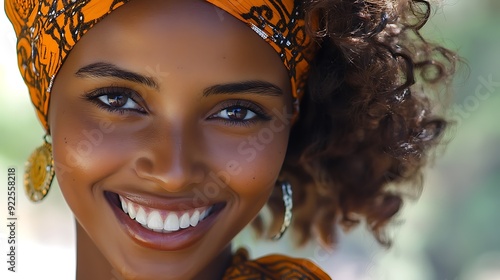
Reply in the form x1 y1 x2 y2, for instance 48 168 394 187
164 213 180 231
147 211 164 230
190 210 199 227
128 201 136 219
120 196 128 214
179 213 190 229
135 207 147 225
118 195 215 233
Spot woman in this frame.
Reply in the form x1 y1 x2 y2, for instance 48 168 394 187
6 0 456 279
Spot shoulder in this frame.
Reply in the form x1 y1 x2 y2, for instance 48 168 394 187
223 248 331 280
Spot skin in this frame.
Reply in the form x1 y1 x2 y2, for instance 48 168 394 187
47 0 293 279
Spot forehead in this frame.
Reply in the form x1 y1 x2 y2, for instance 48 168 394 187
60 0 289 90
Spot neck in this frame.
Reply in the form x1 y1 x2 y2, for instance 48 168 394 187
75 220 233 280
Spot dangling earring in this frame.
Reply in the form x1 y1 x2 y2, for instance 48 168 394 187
272 181 293 240
24 135 55 202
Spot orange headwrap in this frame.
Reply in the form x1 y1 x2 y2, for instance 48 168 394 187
5 0 312 130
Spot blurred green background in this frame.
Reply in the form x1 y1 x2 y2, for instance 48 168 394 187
0 0 499 279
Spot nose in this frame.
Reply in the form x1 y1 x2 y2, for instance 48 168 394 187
134 124 205 193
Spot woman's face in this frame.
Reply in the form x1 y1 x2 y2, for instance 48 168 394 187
48 0 292 279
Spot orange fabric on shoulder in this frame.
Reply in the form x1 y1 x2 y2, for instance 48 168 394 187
224 248 331 279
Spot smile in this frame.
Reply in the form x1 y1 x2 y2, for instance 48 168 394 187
105 191 226 251
119 195 213 233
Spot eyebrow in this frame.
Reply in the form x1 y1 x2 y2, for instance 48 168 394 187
203 81 283 97
75 62 159 90
75 62 283 97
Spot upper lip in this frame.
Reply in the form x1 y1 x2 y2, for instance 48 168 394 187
111 192 220 211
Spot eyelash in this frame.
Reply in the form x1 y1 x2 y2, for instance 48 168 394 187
83 87 147 115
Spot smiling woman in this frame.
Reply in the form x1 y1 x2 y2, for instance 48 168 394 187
5 0 456 279
47 2 295 277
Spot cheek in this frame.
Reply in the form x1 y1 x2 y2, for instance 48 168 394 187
200 124 290 240
49 86 115 183
205 123 290 203
52 122 116 182
50 110 133 216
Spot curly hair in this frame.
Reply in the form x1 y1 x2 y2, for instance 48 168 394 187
255 0 457 247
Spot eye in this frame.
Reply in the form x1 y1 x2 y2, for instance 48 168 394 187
97 94 141 110
84 87 147 114
208 100 272 126
215 106 257 121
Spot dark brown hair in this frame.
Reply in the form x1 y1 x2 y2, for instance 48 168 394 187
258 0 457 247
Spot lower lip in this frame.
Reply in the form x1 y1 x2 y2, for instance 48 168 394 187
105 192 224 251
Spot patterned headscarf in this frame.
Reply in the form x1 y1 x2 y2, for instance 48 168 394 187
5 0 313 130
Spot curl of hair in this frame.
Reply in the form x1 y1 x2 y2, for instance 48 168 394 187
256 0 457 247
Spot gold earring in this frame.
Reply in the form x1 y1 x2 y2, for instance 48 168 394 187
272 181 293 240
24 135 55 202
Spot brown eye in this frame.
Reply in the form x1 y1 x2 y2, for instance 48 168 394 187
217 106 257 121
106 94 128 107
97 94 141 110
84 87 147 115
207 100 271 126
227 107 251 120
